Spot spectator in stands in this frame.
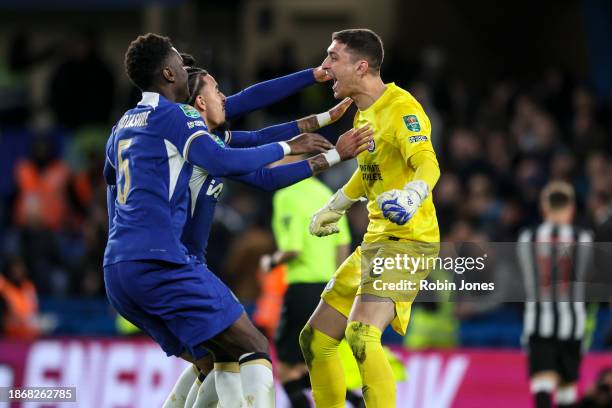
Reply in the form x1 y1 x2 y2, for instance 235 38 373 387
12 135 78 294
0 256 40 340
14 135 71 231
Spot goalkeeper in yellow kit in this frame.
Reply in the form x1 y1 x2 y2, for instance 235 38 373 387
299 29 440 408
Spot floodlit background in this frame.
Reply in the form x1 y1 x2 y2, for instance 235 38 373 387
0 0 611 406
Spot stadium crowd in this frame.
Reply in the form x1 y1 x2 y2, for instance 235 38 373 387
0 30 610 349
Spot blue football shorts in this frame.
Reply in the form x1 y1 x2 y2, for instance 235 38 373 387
104 257 244 360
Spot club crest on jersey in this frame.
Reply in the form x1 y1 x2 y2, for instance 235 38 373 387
367 139 376 153
209 133 226 148
403 115 421 132
180 104 201 119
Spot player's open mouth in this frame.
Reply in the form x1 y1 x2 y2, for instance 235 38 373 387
332 79 339 91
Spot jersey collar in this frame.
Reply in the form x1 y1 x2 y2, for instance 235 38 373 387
360 83 396 114
138 92 161 109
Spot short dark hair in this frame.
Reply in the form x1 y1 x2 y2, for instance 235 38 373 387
332 28 384 71
180 52 196 68
541 181 575 211
124 33 174 91
186 66 209 106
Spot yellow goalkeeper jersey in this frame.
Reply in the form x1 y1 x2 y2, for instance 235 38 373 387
343 83 439 243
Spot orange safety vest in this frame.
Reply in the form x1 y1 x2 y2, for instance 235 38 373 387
253 264 288 338
0 276 40 339
14 159 71 230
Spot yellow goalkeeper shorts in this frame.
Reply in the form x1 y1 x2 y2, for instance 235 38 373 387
321 241 437 335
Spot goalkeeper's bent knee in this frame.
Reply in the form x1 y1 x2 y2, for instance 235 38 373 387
299 324 346 408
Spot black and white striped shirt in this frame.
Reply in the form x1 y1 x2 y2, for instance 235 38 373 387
517 222 593 341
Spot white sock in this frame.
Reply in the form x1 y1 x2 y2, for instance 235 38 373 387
213 362 245 408
163 364 199 408
185 379 200 408
239 353 275 408
556 385 578 405
185 372 206 408
192 369 220 408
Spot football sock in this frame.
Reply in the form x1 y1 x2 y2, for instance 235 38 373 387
205 362 243 408
557 385 578 408
345 322 395 408
185 371 205 408
192 370 220 408
162 364 199 408
535 391 552 408
299 324 346 408
239 353 275 408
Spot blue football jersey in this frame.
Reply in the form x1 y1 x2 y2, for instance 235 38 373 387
181 166 223 264
104 92 208 265
104 92 286 266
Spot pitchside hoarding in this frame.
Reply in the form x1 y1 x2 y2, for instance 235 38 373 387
1 339 611 407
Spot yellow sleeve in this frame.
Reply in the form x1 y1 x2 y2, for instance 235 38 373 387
392 104 435 162
410 150 440 191
341 166 364 200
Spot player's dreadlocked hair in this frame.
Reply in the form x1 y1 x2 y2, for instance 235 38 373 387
186 66 209 106
124 33 174 91
332 28 384 72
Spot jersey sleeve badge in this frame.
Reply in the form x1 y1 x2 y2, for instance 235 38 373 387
179 104 202 119
403 114 421 132
209 132 226 148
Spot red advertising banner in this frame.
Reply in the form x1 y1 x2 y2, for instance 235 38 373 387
1 338 611 407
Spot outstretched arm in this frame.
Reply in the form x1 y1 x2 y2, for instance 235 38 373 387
227 98 353 148
226 121 300 148
229 160 313 192
185 131 287 177
225 67 332 119
231 125 374 191
186 130 338 177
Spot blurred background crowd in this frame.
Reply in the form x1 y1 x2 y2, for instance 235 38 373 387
0 0 610 354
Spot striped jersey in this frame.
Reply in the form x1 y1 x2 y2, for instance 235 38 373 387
517 222 593 341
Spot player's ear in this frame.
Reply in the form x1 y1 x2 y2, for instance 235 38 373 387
196 95 206 112
356 59 369 76
162 67 175 83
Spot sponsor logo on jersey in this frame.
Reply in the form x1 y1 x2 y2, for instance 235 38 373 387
179 104 201 118
403 114 421 132
206 178 224 199
360 163 383 181
187 120 206 129
367 139 376 152
409 135 428 143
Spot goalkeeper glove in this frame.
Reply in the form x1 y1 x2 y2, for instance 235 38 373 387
376 180 429 226
309 189 358 236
